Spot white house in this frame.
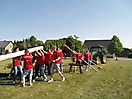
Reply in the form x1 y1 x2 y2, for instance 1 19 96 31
0 41 13 54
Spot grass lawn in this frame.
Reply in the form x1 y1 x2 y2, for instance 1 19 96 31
0 58 132 99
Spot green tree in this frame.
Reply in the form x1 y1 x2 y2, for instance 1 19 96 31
107 35 123 60
64 35 85 52
43 42 51 50
36 40 44 46
29 36 37 47
12 43 17 52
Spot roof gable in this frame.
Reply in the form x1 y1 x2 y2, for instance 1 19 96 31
0 41 12 48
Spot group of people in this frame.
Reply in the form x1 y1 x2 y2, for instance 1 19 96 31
8 45 92 87
72 50 92 72
8 46 65 87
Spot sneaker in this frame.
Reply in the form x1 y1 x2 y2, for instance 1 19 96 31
62 77 65 81
44 78 47 82
35 76 38 79
44 77 47 81
33 79 35 82
41 76 43 79
22 84 25 87
8 75 11 78
13 81 16 84
30 83 33 86
48 79 53 83
86 69 88 71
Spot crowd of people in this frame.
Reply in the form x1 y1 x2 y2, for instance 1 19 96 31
8 46 92 87
72 50 92 72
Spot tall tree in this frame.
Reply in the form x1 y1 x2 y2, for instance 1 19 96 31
107 35 123 60
29 36 37 47
36 40 44 46
63 35 85 53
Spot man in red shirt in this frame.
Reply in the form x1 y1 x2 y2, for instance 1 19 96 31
74 50 82 72
58 47 64 73
84 50 92 71
35 50 47 81
72 51 77 72
21 49 34 87
72 51 76 64
48 46 65 82
34 51 42 79
42 49 53 75
76 50 82 64
11 47 23 84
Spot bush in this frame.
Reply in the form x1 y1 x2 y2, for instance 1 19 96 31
128 53 132 58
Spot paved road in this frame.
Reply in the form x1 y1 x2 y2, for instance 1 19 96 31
108 57 132 60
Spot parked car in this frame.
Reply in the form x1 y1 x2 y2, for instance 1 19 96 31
106 52 114 58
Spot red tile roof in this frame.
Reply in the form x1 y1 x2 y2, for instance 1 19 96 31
45 39 60 43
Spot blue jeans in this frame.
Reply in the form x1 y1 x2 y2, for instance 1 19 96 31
85 60 92 65
13 65 23 82
60 59 63 68
23 69 33 77
35 64 40 77
39 65 47 79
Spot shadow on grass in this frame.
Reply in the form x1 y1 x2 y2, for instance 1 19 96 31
0 73 9 79
0 73 22 86
0 68 71 86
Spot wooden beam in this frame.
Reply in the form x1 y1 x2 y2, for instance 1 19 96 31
0 46 43 62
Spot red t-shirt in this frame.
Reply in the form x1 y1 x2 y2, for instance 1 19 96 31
13 56 21 66
21 54 34 70
45 51 53 62
59 51 64 60
72 53 76 60
84 52 92 60
36 54 42 64
76 52 82 61
52 50 61 64
39 54 45 66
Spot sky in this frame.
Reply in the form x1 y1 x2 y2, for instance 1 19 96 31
0 0 132 48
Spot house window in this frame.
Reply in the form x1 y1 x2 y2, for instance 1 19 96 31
10 45 13 48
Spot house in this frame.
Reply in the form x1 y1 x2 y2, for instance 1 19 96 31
84 39 111 50
0 41 13 55
84 39 111 48
84 39 114 57
120 48 132 57
45 40 58 43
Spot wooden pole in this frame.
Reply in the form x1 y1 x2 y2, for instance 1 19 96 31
0 46 43 62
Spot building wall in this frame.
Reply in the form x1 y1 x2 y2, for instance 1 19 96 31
0 42 13 54
5 42 13 53
120 49 132 57
0 48 5 55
